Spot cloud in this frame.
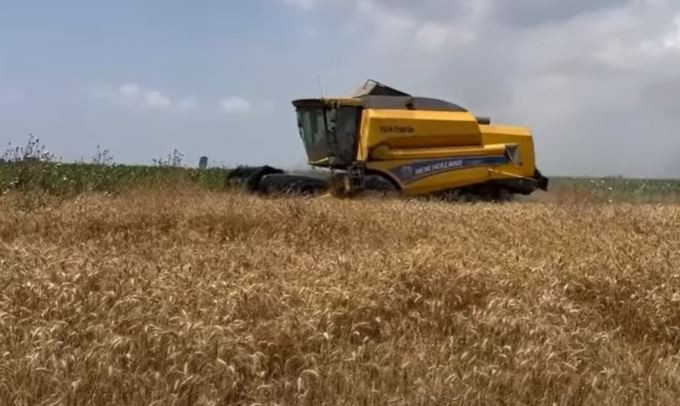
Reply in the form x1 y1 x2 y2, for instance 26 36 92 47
349 1 477 53
92 83 199 113
663 15 680 50
346 0 626 26
119 84 141 98
415 22 450 51
117 84 173 111
282 0 319 10
489 0 626 27
218 97 277 116
219 96 253 114
142 90 172 109
94 85 267 116
177 97 200 112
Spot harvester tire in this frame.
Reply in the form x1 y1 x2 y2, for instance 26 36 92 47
227 166 285 192
363 174 400 197
494 188 514 203
257 173 328 196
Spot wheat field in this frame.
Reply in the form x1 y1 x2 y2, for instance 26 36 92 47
0 190 679 405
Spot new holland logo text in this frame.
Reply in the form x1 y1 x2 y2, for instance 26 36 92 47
414 159 464 176
391 155 509 184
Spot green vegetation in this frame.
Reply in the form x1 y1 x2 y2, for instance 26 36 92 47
4 161 679 203
0 136 232 197
2 136 679 202
0 162 232 195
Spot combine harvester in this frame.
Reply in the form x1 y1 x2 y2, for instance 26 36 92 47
229 80 548 201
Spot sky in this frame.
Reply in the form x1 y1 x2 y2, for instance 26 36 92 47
1 0 679 177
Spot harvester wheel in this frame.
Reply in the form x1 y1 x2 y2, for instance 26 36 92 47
475 186 514 203
329 173 400 198
496 188 514 203
257 173 328 196
434 185 514 203
363 175 400 197
227 166 284 192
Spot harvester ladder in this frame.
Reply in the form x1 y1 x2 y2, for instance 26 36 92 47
347 161 366 195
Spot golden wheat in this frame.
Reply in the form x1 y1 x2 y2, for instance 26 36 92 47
0 190 679 405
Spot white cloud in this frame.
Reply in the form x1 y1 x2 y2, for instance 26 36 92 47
94 85 269 116
119 84 141 97
177 97 200 112
92 83 199 113
663 15 680 50
218 97 276 115
283 0 318 10
351 1 478 52
143 90 172 109
358 1 416 34
220 96 253 114
415 22 450 50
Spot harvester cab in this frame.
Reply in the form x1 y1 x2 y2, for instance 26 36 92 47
293 98 362 169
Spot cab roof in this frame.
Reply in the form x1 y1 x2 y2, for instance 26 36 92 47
292 80 468 113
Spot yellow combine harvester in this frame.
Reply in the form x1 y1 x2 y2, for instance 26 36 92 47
231 80 548 200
